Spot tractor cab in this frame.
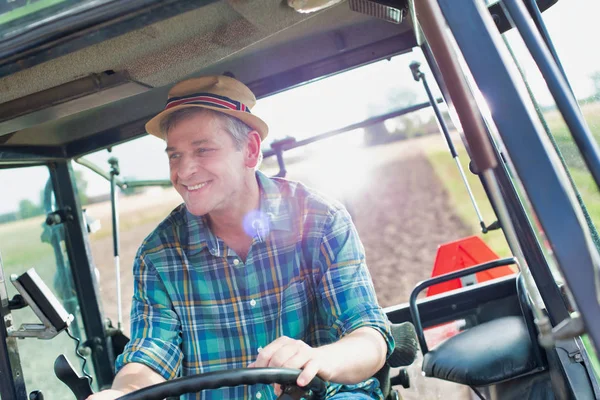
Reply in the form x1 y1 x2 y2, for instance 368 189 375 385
1 0 600 399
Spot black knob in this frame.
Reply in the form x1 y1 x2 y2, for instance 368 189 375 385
29 390 44 400
390 368 410 389
409 61 422 82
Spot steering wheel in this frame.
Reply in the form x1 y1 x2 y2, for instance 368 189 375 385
55 355 327 400
56 322 417 399
116 368 327 400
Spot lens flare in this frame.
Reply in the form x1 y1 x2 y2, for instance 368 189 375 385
243 210 271 242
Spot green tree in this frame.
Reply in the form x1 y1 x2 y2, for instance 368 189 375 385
18 199 42 219
591 71 600 97
387 88 417 110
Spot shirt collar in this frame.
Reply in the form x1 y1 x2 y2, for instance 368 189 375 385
256 170 293 233
185 171 293 251
184 210 217 254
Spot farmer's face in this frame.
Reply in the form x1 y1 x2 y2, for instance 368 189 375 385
165 112 249 216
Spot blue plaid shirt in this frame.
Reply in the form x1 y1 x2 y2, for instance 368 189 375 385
116 171 395 399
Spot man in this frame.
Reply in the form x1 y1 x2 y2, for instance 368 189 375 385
89 75 395 399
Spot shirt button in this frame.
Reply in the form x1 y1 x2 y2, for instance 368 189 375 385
257 346 263 353
233 259 240 266
250 299 257 307
256 392 262 399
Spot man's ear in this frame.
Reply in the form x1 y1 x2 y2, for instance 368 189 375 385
245 130 262 168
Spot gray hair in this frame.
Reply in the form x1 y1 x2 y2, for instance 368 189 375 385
159 107 251 150
159 107 263 167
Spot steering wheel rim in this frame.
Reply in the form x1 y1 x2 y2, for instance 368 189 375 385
115 368 328 400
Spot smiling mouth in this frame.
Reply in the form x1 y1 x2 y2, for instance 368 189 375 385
186 181 210 191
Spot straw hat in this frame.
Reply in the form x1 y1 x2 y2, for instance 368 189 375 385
145 75 269 139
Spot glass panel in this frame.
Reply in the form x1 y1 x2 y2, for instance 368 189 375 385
75 49 488 398
256 54 433 150
499 0 600 275
0 165 97 396
537 0 600 231
0 0 115 41
74 139 180 337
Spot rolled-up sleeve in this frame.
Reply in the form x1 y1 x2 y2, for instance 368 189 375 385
115 251 183 380
316 207 395 358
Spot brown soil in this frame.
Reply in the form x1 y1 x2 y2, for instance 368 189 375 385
89 137 472 399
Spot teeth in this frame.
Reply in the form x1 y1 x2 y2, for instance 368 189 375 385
187 182 207 191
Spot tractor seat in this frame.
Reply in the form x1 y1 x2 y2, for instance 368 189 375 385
422 316 539 386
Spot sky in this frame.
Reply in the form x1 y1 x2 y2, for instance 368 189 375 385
1 0 599 214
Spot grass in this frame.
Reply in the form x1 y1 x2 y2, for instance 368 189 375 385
426 101 600 379
543 104 600 228
0 217 55 269
0 216 99 395
583 335 600 377
91 203 180 241
426 149 512 258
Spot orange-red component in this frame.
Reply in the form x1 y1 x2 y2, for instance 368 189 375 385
426 236 514 297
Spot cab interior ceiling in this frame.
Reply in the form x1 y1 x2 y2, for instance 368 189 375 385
0 0 415 155
0 0 557 157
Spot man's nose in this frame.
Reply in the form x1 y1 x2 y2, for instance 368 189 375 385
177 155 199 179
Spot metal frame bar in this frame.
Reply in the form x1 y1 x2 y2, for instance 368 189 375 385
413 63 489 231
522 0 572 93
0 255 27 400
409 257 517 354
49 161 114 389
262 100 441 158
489 158 571 324
0 146 67 164
108 158 123 331
386 274 518 324
486 0 558 33
0 71 142 128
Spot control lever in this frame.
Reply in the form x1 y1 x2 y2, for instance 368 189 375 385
54 354 93 400
389 369 410 388
278 384 315 399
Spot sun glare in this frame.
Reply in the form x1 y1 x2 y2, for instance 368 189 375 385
303 129 377 202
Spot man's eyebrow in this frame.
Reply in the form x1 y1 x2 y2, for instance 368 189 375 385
165 139 211 152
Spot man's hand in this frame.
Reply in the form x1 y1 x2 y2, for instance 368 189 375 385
248 336 332 388
248 327 387 392
85 362 166 400
86 389 125 400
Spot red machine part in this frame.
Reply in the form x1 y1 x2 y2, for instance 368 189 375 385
426 235 514 297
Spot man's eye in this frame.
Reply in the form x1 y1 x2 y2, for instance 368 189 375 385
197 148 212 154
168 153 180 160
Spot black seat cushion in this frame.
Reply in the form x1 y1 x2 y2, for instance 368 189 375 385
422 316 538 386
